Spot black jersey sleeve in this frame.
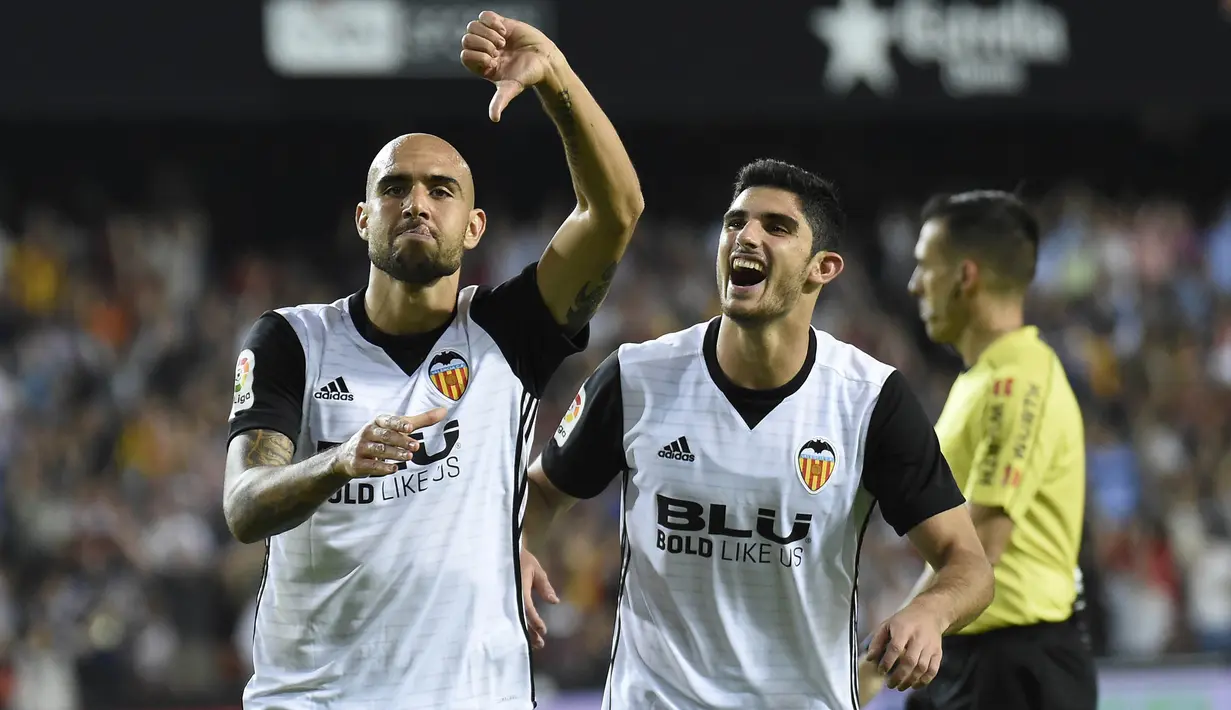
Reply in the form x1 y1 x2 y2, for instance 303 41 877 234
470 262 591 398
539 351 626 500
861 370 966 536
227 311 307 447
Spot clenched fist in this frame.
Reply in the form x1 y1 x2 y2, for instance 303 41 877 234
328 409 447 478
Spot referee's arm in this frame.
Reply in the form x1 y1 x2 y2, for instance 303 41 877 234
526 48 644 337
961 368 1055 564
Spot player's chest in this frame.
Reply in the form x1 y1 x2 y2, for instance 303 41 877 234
935 374 988 488
627 385 866 517
306 341 518 452
304 343 523 521
626 388 870 572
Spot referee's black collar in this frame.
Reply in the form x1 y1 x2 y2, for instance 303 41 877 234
702 317 817 406
347 288 456 351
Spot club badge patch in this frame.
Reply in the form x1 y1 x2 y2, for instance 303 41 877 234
427 350 470 401
797 438 838 494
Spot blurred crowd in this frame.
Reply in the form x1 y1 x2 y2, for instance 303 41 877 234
0 167 1229 708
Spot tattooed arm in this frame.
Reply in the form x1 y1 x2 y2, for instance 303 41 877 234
460 12 641 334
223 430 350 544
533 53 643 335
223 411 445 544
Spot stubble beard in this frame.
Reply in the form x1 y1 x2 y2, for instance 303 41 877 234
720 270 805 327
369 234 462 286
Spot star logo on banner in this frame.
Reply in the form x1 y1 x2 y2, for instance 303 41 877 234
809 0 897 96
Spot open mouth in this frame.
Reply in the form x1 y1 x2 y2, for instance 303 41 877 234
729 257 767 288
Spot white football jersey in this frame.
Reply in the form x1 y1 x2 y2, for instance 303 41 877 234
541 318 964 710
228 264 586 709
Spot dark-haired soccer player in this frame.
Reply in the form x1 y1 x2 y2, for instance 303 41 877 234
860 191 1097 710
521 160 994 709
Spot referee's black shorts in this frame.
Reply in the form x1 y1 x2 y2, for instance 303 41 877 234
905 619 1097 710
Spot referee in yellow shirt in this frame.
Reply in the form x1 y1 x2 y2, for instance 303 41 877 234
861 191 1097 710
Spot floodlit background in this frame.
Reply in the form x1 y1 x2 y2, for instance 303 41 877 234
0 1 1229 708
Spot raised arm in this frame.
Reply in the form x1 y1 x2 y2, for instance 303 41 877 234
461 11 644 335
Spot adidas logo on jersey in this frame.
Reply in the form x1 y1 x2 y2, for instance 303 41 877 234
314 377 354 402
658 436 695 462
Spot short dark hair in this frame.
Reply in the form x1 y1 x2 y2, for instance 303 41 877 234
920 190 1039 290
732 158 843 254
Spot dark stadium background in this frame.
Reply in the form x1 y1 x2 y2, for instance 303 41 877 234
1 1 1229 708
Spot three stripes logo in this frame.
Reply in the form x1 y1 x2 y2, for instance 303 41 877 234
314 377 355 402
796 438 837 494
658 436 696 463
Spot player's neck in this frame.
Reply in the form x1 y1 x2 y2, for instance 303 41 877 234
716 313 811 390
956 296 1025 367
363 267 459 335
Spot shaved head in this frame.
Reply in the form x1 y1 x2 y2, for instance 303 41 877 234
365 133 475 203
356 133 485 286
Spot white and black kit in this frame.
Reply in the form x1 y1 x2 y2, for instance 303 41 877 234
228 263 587 710
541 318 965 710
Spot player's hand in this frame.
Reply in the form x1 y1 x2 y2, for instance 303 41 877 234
520 547 559 650
865 605 945 692
328 409 448 478
856 656 887 706
459 10 559 122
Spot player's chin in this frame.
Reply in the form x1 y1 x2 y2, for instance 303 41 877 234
720 294 773 323
391 238 435 261
923 318 957 344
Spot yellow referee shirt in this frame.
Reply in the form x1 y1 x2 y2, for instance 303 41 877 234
934 326 1085 635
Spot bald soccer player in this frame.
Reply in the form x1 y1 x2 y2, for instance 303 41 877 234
221 12 642 710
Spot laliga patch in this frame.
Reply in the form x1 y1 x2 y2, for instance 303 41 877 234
796 438 838 494
553 387 586 446
427 350 470 401
231 349 256 419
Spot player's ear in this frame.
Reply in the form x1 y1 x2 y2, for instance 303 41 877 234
355 202 369 242
958 258 979 292
464 208 487 250
808 250 844 287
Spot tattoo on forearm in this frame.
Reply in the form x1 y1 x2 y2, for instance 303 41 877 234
243 430 294 468
564 262 617 335
550 88 580 170
230 430 334 540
